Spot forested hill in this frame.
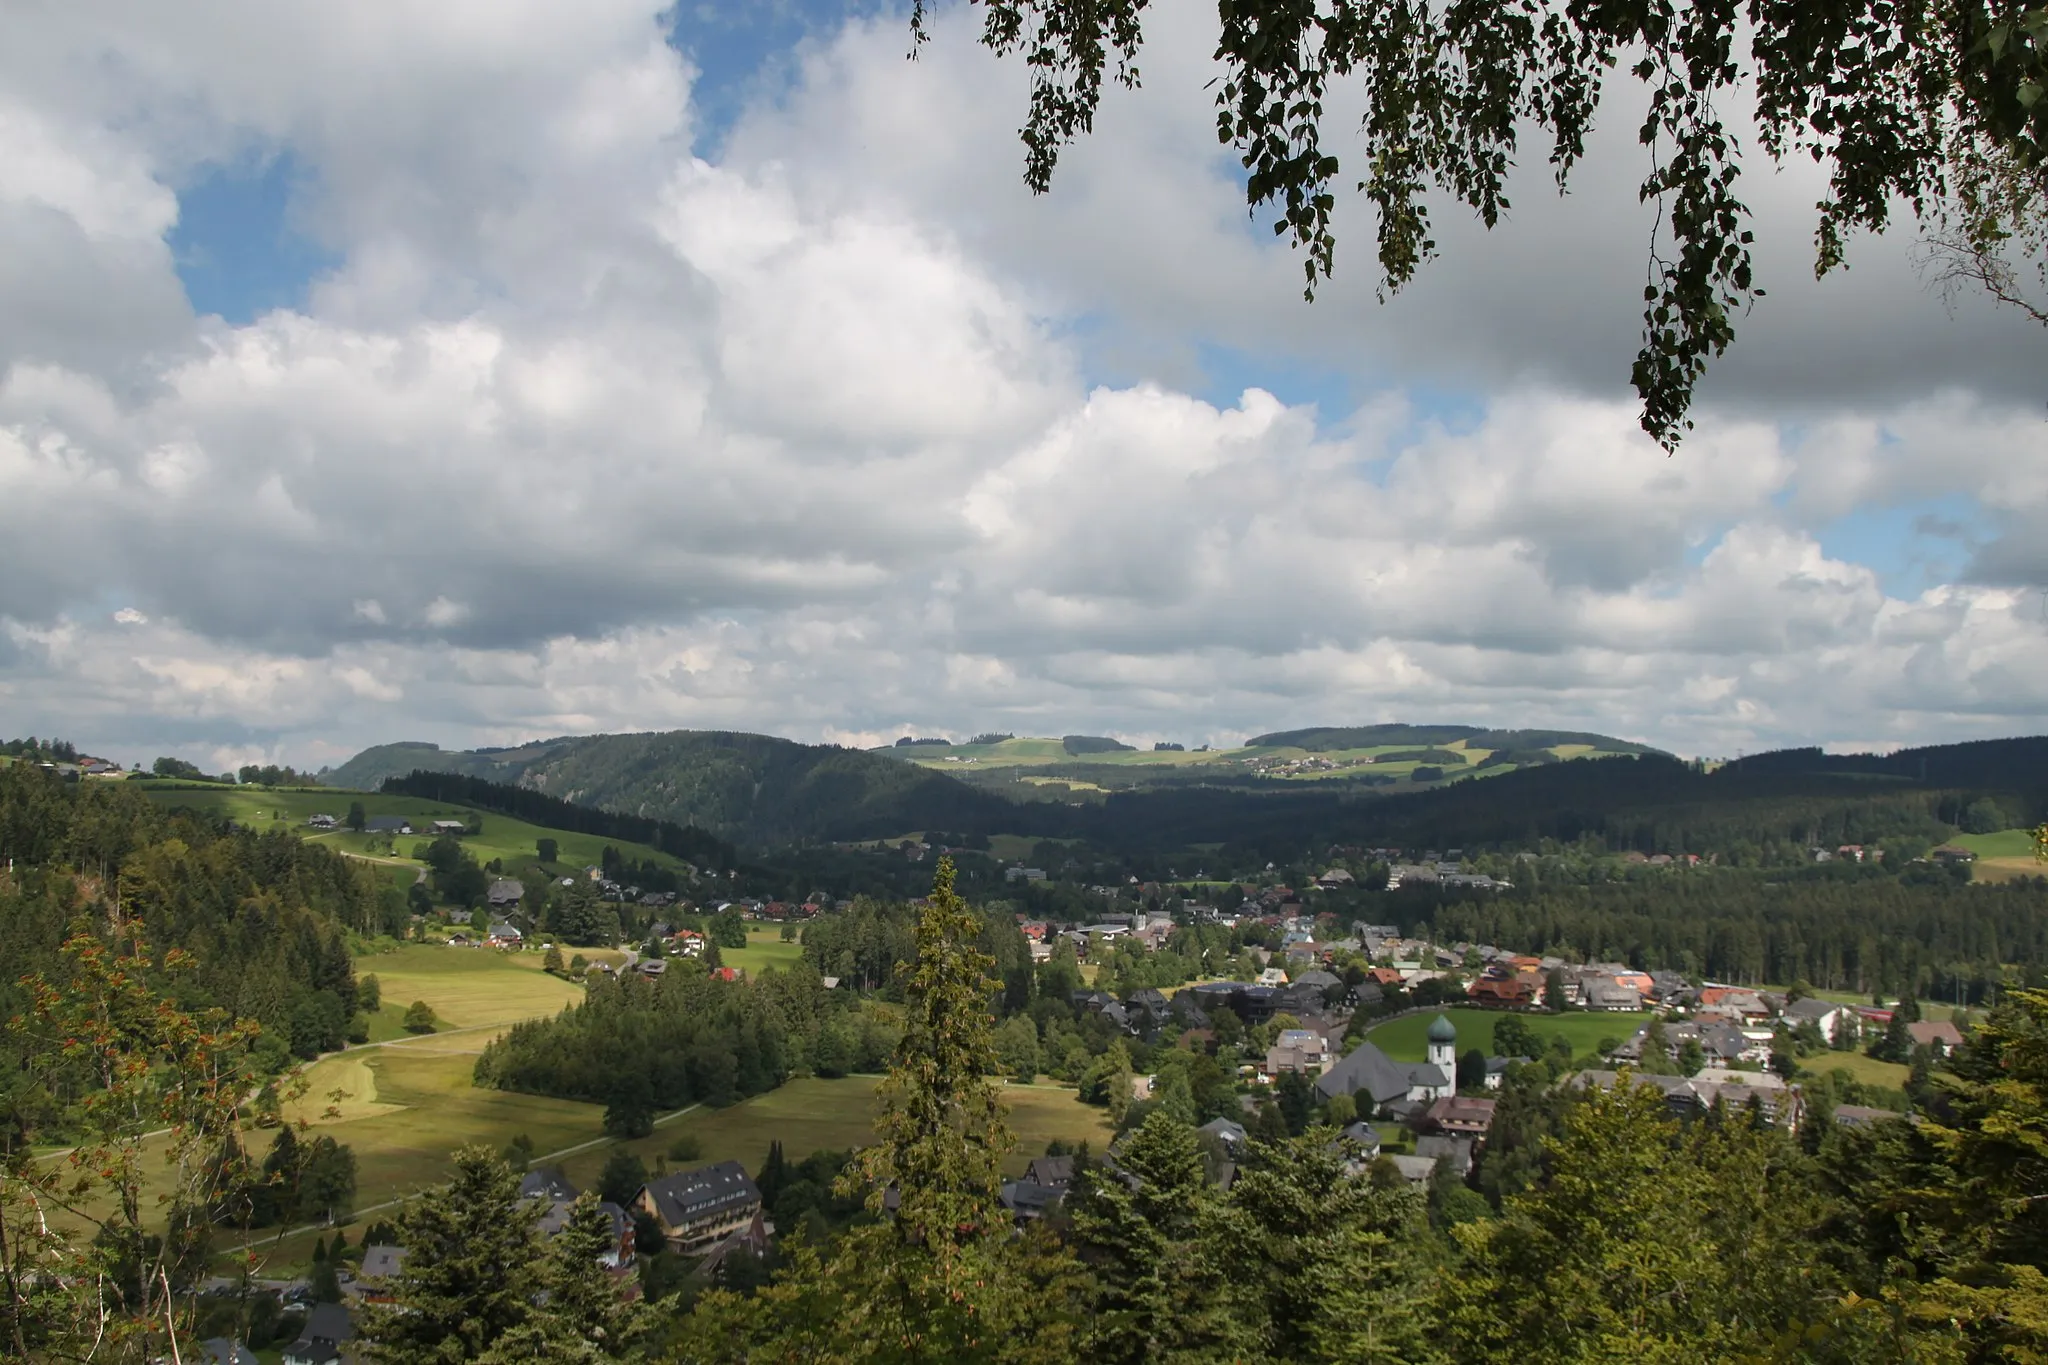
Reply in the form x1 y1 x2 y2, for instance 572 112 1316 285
330 731 1018 845
326 729 2048 858
0 764 394 1122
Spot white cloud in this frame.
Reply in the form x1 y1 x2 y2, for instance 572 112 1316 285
0 1 2043 771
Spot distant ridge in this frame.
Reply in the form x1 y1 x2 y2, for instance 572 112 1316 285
1245 724 1663 755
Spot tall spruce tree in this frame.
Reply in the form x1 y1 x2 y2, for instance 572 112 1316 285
676 859 1086 1364
1216 1129 1435 1364
359 1145 541 1364
1067 1108 1243 1363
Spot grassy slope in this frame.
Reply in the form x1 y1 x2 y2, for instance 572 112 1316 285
557 1077 1115 1192
1366 1008 1656 1063
227 944 1108 1272
138 783 695 884
1955 827 2044 883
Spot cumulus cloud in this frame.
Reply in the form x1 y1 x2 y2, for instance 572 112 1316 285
0 0 2044 769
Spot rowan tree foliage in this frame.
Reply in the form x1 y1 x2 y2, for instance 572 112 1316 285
917 0 2048 446
2 923 273 1362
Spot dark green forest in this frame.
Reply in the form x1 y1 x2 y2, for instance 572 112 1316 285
0 763 394 1146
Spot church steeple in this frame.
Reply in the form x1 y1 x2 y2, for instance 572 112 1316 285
1426 1013 1456 1075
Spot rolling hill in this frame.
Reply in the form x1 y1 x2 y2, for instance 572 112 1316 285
319 726 2048 861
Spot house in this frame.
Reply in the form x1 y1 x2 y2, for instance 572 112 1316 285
1337 1121 1383 1158
520 1167 577 1202
350 1244 406 1304
1314 1016 1458 1111
485 922 523 947
533 1196 635 1266
1780 995 1849 1044
1264 1029 1332 1077
432 819 467 836
1581 978 1644 1012
998 1180 1066 1222
1256 966 1290 987
1005 866 1047 883
1468 977 1537 1008
1908 1020 1966 1055
635 1162 763 1254
487 878 525 909
1023 1155 1075 1189
1420 1095 1498 1139
201 1340 258 1365
1315 867 1355 888
282 1303 355 1365
1415 1133 1477 1178
1198 1117 1249 1156
307 814 338 830
365 816 414 836
1834 1104 1906 1129
1386 1154 1439 1185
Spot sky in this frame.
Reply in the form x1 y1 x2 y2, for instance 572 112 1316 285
3 1 2047 773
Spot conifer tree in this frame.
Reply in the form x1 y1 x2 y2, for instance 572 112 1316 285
676 859 1086 1364
1067 1108 1243 1363
359 1145 541 1364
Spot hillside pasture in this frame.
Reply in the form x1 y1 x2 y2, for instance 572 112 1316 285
724 927 804 975
354 944 586 1035
137 784 695 884
557 1076 1115 1191
1366 1008 1655 1063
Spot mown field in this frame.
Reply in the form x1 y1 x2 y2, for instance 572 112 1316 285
207 945 1108 1273
1956 827 2044 884
1366 1007 1655 1063
725 926 804 975
555 1076 1115 1194
352 943 590 1040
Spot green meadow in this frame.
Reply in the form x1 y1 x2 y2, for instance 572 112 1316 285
1366 1007 1656 1063
137 782 695 883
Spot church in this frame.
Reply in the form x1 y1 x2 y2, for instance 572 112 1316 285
1313 1013 1459 1113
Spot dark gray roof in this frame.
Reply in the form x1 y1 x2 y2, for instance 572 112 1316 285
519 1166 577 1202
642 1161 759 1228
1024 1155 1075 1188
1314 1041 1424 1106
358 1244 405 1280
202 1340 257 1365
285 1303 354 1364
998 1180 1066 1214
488 878 524 903
1198 1117 1247 1149
1784 996 1842 1021
364 816 412 832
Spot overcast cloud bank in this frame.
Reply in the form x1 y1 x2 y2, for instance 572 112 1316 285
1 1 2045 771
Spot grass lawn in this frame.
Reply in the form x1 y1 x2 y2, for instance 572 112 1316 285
725 927 804 975
1799 1051 1912 1091
1954 828 2041 859
559 1076 1116 1191
353 944 586 1036
1366 1008 1655 1063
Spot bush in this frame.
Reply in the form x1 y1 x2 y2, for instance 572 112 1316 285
666 1134 703 1163
403 1000 437 1034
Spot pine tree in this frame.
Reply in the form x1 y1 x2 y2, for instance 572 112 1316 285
1217 1129 1435 1363
486 1193 647 1360
1068 1108 1243 1363
674 858 1086 1364
358 1145 542 1363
